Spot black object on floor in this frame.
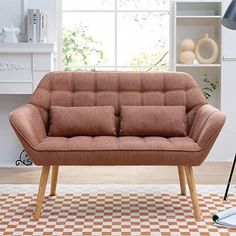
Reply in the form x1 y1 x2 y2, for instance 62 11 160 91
224 153 236 200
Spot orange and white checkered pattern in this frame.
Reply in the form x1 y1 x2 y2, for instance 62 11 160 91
0 184 236 235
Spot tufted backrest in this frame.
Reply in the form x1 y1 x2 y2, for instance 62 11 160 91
29 71 207 133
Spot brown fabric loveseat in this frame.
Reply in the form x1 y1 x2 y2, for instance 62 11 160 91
9 71 226 220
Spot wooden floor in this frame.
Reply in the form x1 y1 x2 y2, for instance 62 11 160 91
0 162 235 185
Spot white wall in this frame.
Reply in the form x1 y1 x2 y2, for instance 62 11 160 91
0 95 30 166
0 0 58 43
26 0 58 43
0 0 57 167
206 0 236 162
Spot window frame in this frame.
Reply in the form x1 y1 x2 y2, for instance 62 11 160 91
58 0 170 71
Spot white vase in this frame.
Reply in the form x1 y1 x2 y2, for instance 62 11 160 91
179 51 195 64
180 39 195 51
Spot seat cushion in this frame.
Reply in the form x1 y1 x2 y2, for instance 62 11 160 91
48 106 116 137
18 133 215 166
37 136 199 151
120 106 187 137
30 136 209 166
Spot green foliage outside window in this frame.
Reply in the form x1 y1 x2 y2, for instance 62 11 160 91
62 0 169 71
62 24 107 71
62 24 169 71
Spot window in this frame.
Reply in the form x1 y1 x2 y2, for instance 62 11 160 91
61 0 169 71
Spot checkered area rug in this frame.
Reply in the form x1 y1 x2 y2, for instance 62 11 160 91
0 184 236 236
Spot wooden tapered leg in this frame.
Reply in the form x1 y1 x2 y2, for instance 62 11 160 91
34 166 50 219
178 166 186 195
184 166 201 221
50 165 59 196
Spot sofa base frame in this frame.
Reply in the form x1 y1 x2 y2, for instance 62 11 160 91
33 165 201 221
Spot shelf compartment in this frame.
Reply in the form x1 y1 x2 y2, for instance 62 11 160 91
176 2 221 17
176 66 221 108
172 0 222 110
176 18 221 64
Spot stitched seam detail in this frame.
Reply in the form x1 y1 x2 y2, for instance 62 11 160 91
195 110 218 142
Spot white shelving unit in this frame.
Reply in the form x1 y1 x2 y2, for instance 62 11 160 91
170 0 222 108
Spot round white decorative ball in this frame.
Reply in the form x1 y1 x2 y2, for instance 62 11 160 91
179 51 195 64
180 39 195 51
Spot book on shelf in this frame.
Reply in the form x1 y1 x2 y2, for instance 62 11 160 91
27 9 33 43
213 207 236 229
40 12 47 43
27 9 47 43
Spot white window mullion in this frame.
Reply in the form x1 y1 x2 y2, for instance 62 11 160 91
62 10 168 13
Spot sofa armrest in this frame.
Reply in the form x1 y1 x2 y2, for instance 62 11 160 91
189 104 226 148
9 104 47 148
